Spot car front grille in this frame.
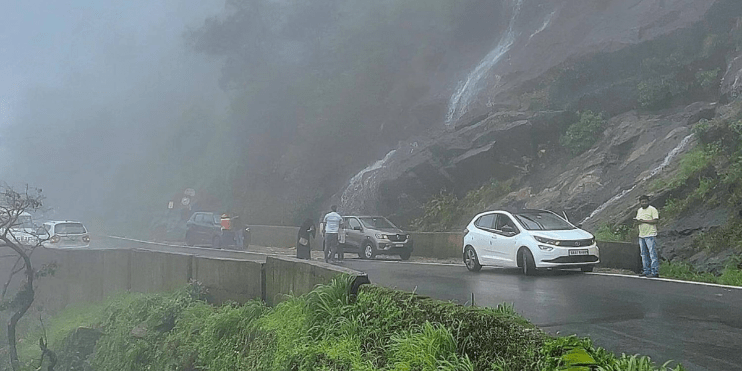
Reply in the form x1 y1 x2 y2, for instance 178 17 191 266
543 255 599 263
557 239 593 247
387 234 408 242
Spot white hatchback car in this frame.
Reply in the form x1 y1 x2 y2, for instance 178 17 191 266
463 209 599 275
40 221 91 248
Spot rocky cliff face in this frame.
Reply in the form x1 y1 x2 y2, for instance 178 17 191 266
445 0 722 124
334 0 742 271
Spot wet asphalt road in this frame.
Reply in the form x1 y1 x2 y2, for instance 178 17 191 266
342 260 742 371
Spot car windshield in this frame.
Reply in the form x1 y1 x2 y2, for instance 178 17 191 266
514 212 575 231
359 217 396 229
54 223 87 234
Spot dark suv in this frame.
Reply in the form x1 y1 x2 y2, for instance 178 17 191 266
340 216 413 260
185 212 237 249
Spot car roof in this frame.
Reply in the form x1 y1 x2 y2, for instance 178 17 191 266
44 220 86 225
472 208 559 218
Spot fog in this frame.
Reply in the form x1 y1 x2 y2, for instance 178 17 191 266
1 1 227 233
1 0 512 232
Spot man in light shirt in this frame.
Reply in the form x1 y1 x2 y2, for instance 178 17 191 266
323 205 343 263
635 195 660 278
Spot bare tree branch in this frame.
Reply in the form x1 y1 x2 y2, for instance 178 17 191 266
0 184 44 371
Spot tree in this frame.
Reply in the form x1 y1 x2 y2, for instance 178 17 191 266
0 185 47 371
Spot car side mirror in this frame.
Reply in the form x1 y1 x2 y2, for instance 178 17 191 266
353 226 362 231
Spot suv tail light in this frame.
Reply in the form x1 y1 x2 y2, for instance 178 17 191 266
82 235 91 243
50 235 61 244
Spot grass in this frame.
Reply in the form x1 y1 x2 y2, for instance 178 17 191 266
7 277 690 371
660 258 742 286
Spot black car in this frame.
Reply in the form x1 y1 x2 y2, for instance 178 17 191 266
185 212 238 249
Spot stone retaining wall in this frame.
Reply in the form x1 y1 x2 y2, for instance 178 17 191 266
5 245 367 315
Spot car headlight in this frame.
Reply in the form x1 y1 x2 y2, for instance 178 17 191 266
375 233 389 239
82 235 91 243
534 236 560 245
50 235 61 244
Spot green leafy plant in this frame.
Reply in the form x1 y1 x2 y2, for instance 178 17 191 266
559 110 605 156
594 224 632 242
412 179 513 231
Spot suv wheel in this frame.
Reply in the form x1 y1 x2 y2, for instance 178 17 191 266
362 242 376 260
399 252 411 261
212 236 221 249
520 248 536 276
464 246 482 272
581 265 594 272
185 231 195 246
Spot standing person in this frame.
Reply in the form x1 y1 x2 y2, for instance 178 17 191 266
635 195 660 278
323 205 343 263
296 218 316 260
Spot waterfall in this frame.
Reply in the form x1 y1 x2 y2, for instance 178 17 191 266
580 133 695 224
445 0 524 126
340 149 397 213
528 10 555 42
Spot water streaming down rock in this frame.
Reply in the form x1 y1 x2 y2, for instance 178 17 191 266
580 133 695 224
445 0 524 126
527 10 556 43
340 149 397 214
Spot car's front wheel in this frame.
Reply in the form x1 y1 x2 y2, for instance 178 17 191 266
581 265 594 272
362 242 376 260
463 246 482 272
399 252 411 261
212 236 221 249
520 248 536 276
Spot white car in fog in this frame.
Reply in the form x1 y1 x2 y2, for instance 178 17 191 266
40 221 91 248
463 209 599 275
1 212 41 246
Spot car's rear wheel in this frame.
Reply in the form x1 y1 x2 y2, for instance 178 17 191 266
185 231 195 246
400 252 411 261
362 242 376 260
464 246 482 272
581 265 594 272
521 248 536 276
212 236 221 249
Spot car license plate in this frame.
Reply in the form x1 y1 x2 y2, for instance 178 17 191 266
569 249 589 256
64 236 78 241
394 243 404 248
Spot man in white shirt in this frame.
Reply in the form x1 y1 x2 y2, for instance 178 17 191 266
635 195 660 278
323 205 343 263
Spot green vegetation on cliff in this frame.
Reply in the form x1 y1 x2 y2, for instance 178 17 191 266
559 110 605 156
13 278 685 371
411 179 514 231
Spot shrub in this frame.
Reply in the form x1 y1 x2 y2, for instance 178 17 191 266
594 224 632 242
559 110 605 156
412 179 513 231
695 68 720 90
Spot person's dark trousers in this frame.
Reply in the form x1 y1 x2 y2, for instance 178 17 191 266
325 233 339 262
